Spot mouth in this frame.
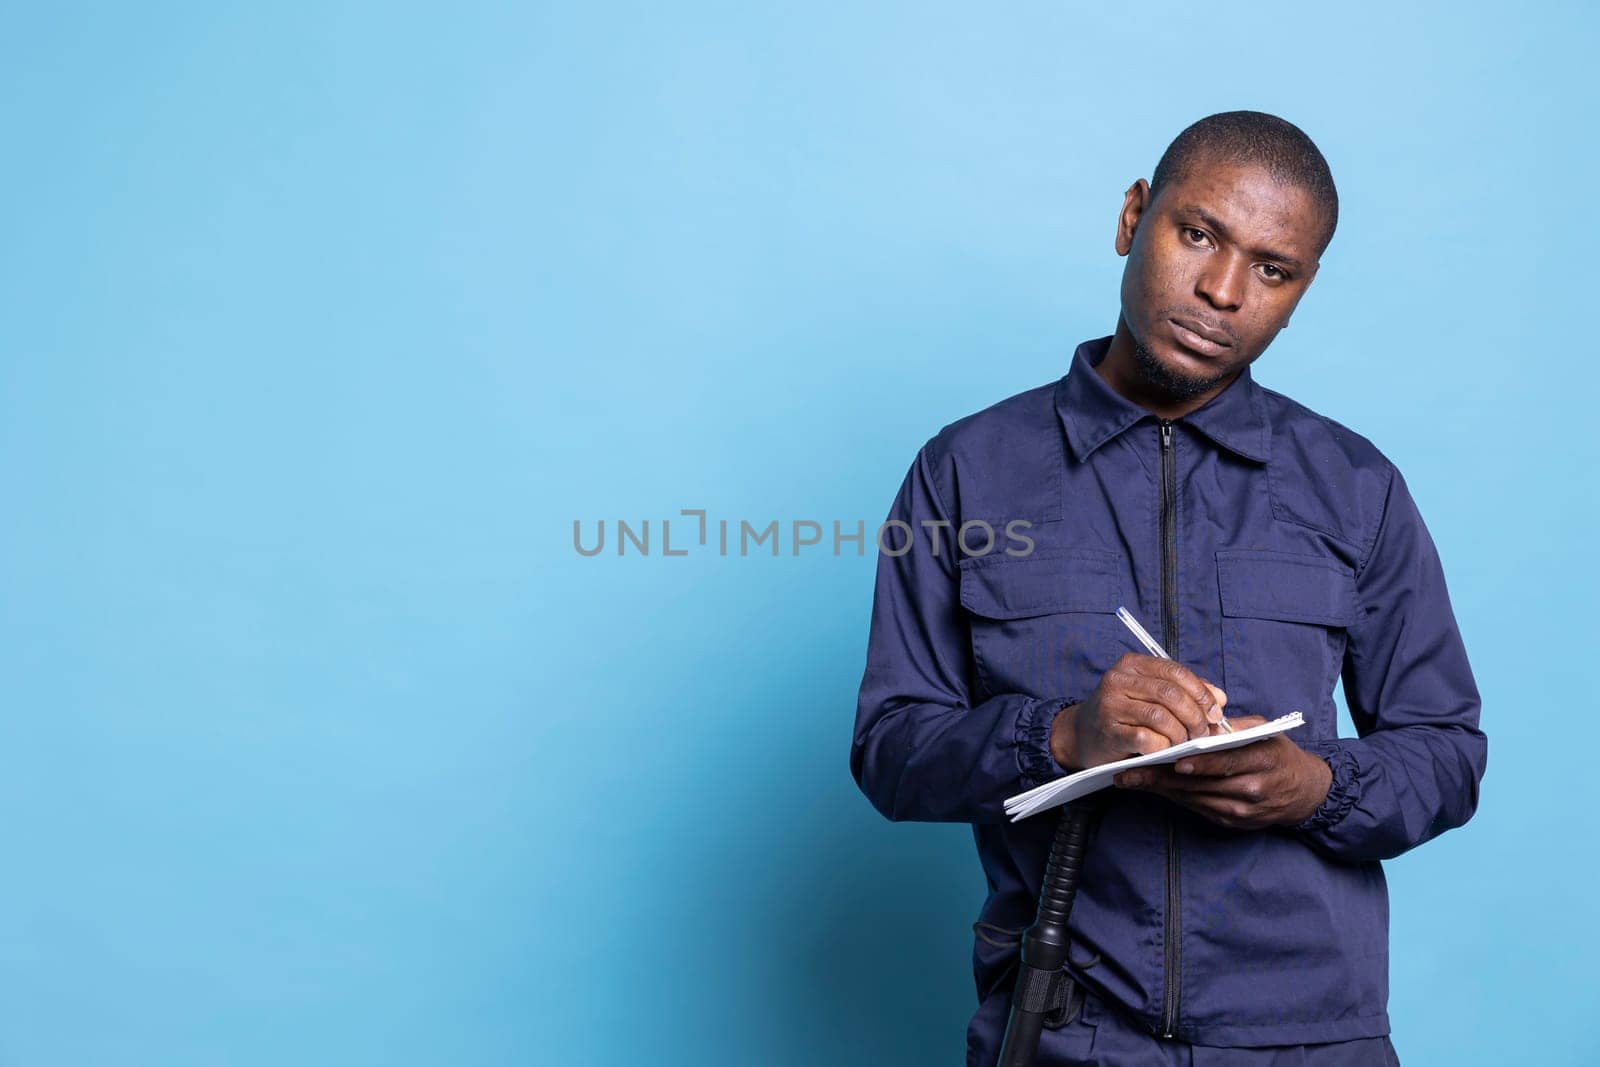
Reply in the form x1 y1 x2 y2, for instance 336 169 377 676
1167 316 1232 358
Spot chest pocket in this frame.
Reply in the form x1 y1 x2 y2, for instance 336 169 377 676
958 549 1126 702
1215 549 1358 741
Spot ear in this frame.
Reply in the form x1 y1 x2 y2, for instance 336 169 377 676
1115 179 1151 257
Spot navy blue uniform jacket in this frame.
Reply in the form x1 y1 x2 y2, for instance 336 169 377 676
851 335 1488 1051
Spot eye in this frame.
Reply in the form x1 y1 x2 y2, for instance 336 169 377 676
1257 263 1289 281
1181 226 1211 246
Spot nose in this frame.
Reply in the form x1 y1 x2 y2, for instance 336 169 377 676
1195 252 1247 312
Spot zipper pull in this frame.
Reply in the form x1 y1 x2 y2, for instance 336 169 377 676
1159 420 1173 450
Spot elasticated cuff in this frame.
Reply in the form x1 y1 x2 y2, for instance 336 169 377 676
1015 697 1079 789
1291 739 1362 834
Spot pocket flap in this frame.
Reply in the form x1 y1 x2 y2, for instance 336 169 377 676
959 550 1122 620
1216 549 1358 627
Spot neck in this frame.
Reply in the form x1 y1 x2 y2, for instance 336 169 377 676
1098 318 1241 420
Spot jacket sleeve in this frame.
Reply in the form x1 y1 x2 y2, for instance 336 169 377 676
1290 464 1488 863
850 443 1074 824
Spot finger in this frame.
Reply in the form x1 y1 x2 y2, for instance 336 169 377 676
1141 658 1227 727
1103 691 1189 748
1109 671 1212 741
1204 682 1228 710
1118 764 1266 795
1161 791 1255 828
1156 772 1272 806
1106 722 1179 757
1113 774 1233 811
1121 766 1227 791
1120 777 1263 826
1170 743 1276 778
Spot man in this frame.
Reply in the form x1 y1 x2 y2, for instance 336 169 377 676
850 111 1487 1065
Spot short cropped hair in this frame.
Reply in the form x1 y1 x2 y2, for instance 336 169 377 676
1149 111 1339 258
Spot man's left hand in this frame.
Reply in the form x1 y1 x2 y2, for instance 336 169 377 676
1111 715 1333 830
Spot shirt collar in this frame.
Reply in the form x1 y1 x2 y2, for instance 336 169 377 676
1054 334 1271 464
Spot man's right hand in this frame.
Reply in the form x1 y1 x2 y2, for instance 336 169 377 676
1049 653 1228 772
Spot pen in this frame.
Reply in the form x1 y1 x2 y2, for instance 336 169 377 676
1114 605 1234 734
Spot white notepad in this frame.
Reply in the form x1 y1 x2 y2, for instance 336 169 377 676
1003 712 1306 822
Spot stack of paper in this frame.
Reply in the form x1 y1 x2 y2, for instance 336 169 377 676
1004 712 1306 822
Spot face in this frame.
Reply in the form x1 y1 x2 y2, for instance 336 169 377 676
1115 158 1322 401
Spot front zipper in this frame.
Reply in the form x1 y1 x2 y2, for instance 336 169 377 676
1158 418 1181 1039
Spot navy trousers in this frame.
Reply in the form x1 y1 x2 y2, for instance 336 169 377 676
968 983 1402 1066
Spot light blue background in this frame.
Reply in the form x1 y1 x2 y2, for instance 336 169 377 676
1 3 1591 1064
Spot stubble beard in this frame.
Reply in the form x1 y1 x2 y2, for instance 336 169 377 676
1132 336 1237 403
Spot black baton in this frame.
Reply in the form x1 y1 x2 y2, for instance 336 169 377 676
996 796 1102 1067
